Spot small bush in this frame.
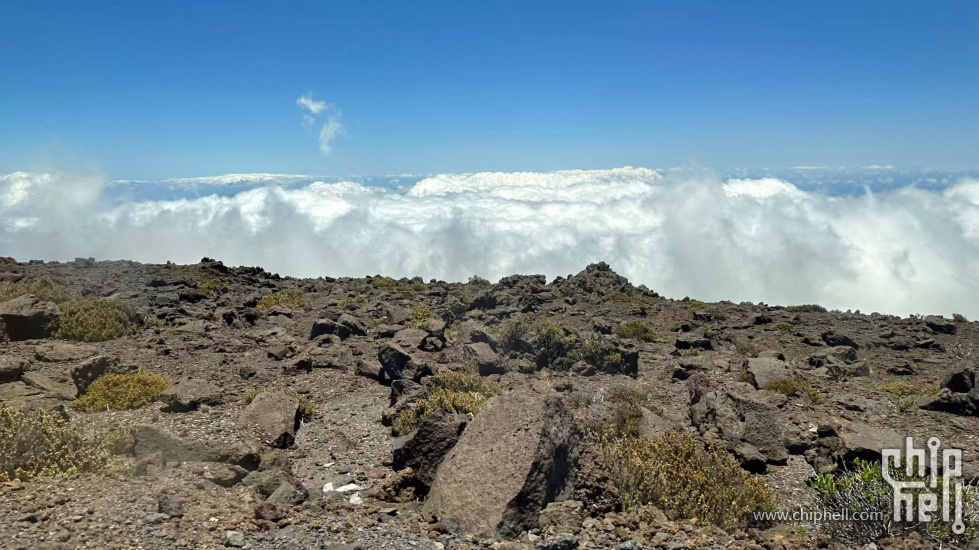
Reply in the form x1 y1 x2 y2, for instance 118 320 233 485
765 377 824 403
56 298 140 342
735 338 760 358
0 405 128 481
0 277 74 304
878 382 920 397
200 279 229 296
242 387 317 420
395 372 498 433
680 299 705 311
786 304 827 313
495 317 530 354
396 282 430 293
579 332 623 370
337 296 367 308
371 276 397 289
827 362 850 381
72 370 170 412
896 395 917 412
468 275 491 286
771 322 795 333
614 320 659 342
534 321 578 369
810 458 979 544
256 289 310 310
953 313 968 323
405 305 433 330
601 429 776 529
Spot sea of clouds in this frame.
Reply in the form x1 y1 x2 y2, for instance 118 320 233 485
2 166 979 318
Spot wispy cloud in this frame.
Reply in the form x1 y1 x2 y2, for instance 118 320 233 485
864 164 893 170
790 166 827 170
296 93 344 155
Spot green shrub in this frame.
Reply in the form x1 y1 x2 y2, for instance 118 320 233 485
371 276 397 289
601 429 776 529
72 370 170 412
396 282 429 293
242 386 316 420
395 372 498 433
56 298 140 342
337 296 367 308
765 377 824 403
810 458 979 544
579 332 622 370
785 304 827 313
200 279 229 296
680 299 705 311
953 313 968 323
896 395 917 412
468 275 491 286
735 338 760 358
614 320 659 342
494 317 530 354
771 322 795 333
0 405 128 481
370 277 428 292
0 277 74 304
256 289 310 310
405 305 433 329
878 382 920 397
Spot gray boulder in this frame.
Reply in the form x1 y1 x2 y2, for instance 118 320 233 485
160 377 224 412
423 390 580 538
238 391 300 448
0 357 28 384
392 412 469 492
0 295 60 341
464 342 503 375
742 357 793 390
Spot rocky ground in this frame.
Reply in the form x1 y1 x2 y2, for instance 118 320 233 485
1 257 978 550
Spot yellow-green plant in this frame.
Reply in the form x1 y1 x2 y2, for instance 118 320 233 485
765 377 824 403
256 289 310 310
200 279 229 296
0 277 74 304
878 382 920 397
56 298 140 342
614 320 659 342
337 296 367 308
601 429 776 529
953 313 968 323
72 370 170 412
785 304 827 313
0 405 129 481
395 371 498 433
371 276 397 289
406 305 433 329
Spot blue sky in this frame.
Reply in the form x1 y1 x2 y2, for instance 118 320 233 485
1 0 977 179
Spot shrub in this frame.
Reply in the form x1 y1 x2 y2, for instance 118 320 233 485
810 458 979 544
896 395 917 412
0 405 128 481
771 322 795 333
614 320 659 342
827 362 850 381
337 296 367 308
256 289 310 310
579 332 622 370
406 305 433 330
468 275 491 286
765 377 824 403
56 298 140 342
200 279 229 295
72 370 170 412
785 304 828 313
396 282 429 293
878 382 920 397
680 299 705 311
395 372 498 433
735 338 760 358
495 317 530 354
0 277 74 304
601 429 776 529
242 386 317 420
371 276 397 289
953 313 968 323
534 321 578 369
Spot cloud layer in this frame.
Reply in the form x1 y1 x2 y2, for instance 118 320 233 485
296 93 344 155
2 167 979 318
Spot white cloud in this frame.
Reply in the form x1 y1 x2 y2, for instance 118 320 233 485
864 164 894 170
296 93 344 155
790 166 827 170
3 167 979 318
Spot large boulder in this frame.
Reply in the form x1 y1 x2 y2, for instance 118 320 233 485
821 330 859 349
742 357 793 390
688 379 788 473
0 295 60 341
34 342 98 363
238 391 301 448
925 316 956 335
132 425 260 468
392 412 468 493
160 377 224 412
422 390 581 539
920 367 979 416
310 314 367 341
377 344 430 382
464 342 503 375
0 357 28 384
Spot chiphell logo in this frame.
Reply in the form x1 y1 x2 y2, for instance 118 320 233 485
882 436 965 534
